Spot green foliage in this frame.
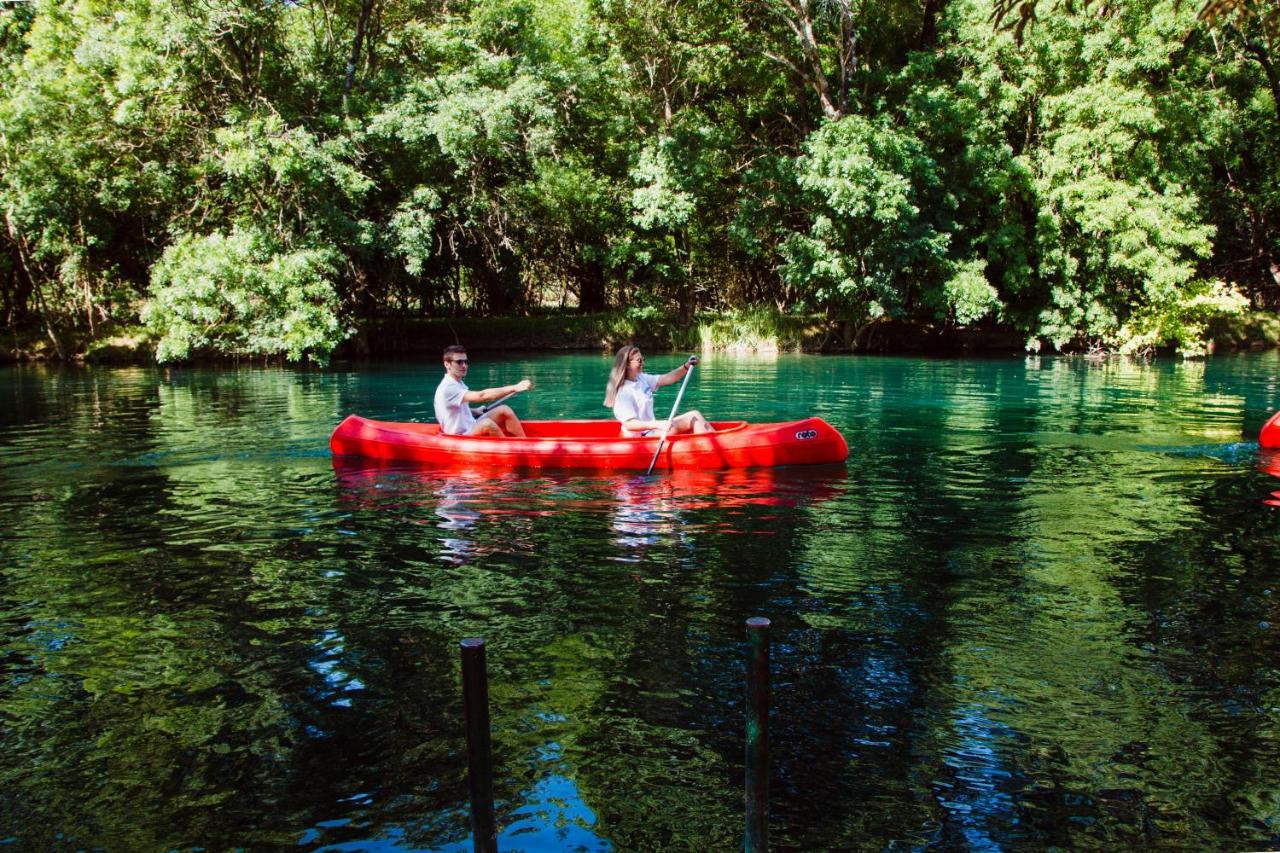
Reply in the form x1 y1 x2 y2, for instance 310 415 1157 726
0 0 194 340
942 259 1001 325
781 114 949 320
142 229 344 362
211 114 373 245
630 139 695 231
387 186 444 277
0 0 1277 358
1209 309 1280 349
695 307 826 352
1118 278 1249 356
1014 3 1232 350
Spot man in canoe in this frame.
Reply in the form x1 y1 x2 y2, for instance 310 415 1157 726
604 345 713 437
434 345 532 437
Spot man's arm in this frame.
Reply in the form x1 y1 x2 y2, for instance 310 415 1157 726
462 378 532 404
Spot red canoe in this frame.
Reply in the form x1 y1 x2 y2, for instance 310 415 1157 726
330 415 849 471
1262 410 1280 449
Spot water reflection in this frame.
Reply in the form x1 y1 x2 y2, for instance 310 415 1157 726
332 461 845 519
4 357 1280 850
1257 449 1280 507
608 475 679 555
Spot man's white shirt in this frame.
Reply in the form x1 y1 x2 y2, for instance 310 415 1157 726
434 374 477 435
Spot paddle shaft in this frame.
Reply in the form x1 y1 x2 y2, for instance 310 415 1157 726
645 362 695 476
474 390 518 421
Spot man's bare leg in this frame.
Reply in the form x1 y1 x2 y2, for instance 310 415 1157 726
473 405 526 437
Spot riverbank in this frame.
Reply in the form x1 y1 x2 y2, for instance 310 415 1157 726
4 309 1279 364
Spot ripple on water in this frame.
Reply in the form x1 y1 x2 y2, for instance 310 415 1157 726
2 357 1280 850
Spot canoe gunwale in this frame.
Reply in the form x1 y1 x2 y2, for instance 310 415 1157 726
412 419 752 443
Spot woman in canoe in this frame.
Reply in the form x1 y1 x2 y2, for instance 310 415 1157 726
604 345 713 437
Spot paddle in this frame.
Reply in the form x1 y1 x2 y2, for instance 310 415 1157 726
644 357 698 476
475 388 524 422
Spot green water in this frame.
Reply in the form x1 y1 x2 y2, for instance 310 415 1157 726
3 353 1280 850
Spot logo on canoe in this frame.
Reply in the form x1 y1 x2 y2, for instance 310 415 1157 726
795 429 819 440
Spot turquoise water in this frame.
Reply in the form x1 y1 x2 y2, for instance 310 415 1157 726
2 352 1280 850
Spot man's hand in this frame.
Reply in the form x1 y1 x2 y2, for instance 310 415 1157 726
515 378 533 393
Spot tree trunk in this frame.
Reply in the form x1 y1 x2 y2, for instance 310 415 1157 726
5 211 64 359
760 0 843 120
919 0 946 49
577 260 607 312
343 0 377 109
1243 40 1280 128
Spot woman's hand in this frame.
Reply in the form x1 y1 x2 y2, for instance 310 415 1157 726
685 355 700 368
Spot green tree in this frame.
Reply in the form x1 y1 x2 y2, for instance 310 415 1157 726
142 228 344 362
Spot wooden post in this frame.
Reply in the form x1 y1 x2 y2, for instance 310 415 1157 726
461 637 497 853
745 617 770 852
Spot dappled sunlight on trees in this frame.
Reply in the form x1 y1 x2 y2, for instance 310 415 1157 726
0 0 1277 359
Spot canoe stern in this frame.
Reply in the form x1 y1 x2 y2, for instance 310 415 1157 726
1262 410 1280 449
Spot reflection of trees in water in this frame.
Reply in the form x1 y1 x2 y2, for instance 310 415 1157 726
0 372 477 848
330 461 848 848
9 354 1277 848
544 470 844 848
754 358 1039 847
775 356 1280 848
1 515 488 849
1108 472 1280 843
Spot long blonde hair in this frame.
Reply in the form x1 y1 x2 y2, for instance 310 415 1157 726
604 344 641 407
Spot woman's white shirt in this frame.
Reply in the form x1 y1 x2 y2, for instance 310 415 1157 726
613 373 658 436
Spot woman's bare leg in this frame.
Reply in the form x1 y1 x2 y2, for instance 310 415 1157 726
672 410 713 434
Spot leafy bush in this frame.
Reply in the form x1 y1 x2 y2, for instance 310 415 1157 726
1209 311 1280 350
142 229 346 363
941 259 1001 325
696 308 824 352
1117 278 1249 356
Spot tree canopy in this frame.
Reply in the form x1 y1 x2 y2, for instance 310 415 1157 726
1 0 1277 360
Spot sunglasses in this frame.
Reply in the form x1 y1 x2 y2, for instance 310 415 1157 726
449 358 469 365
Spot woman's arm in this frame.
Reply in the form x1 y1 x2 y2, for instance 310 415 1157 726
656 355 699 387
